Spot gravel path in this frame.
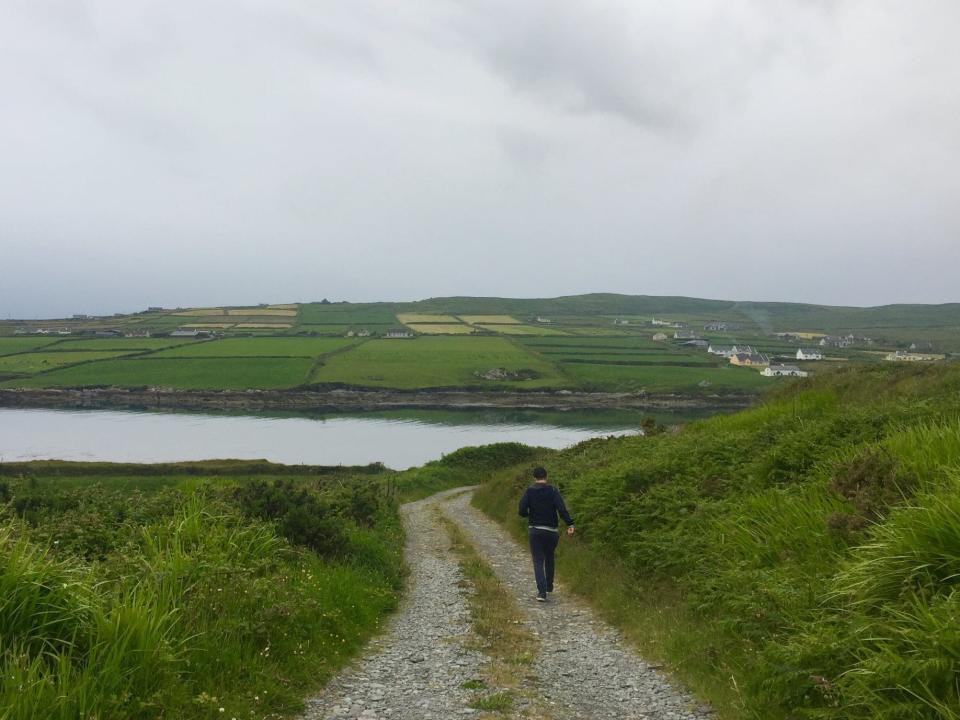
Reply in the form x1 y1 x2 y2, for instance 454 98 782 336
302 487 712 720
439 491 713 720
300 489 485 720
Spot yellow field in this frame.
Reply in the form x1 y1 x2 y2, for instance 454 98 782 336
226 308 298 317
174 308 225 316
396 313 461 324
234 323 293 329
267 304 298 310
184 323 235 328
459 315 521 324
478 324 568 336
406 324 476 335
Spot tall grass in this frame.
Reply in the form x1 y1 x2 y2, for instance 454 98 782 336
1 472 404 719
472 364 960 718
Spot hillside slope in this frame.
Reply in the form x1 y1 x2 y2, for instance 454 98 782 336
474 363 960 718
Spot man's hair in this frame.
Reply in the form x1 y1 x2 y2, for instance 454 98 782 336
532 466 547 479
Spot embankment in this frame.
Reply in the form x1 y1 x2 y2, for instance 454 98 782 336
471 363 960 719
0 386 754 413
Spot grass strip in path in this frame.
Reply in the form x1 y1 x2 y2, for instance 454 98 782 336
437 511 554 719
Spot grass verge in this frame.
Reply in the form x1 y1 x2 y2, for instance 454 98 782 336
437 512 547 718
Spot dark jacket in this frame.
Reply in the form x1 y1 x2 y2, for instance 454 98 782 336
519 483 574 529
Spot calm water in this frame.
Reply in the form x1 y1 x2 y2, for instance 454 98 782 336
0 407 661 469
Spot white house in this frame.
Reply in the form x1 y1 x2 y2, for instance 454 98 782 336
762 364 809 377
384 330 414 338
796 348 823 361
652 332 668 341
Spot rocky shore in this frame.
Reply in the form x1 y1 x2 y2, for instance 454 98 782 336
0 387 754 413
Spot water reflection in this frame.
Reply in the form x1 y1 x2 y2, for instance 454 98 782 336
0 407 681 469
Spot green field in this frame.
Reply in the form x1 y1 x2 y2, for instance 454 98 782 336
2 293 956 394
151 337 358 358
297 302 398 325
0 337 61 355
309 336 568 389
520 336 665 350
4 357 314 389
44 338 200 351
560 361 771 392
0 351 139 375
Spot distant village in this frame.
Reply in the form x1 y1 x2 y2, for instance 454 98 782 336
627 317 951 379
8 308 953 374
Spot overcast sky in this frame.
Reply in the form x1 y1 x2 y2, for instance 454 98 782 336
2 1 959 318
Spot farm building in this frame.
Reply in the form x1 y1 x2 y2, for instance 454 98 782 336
357 329 371 337
730 345 756 356
819 334 871 348
652 333 668 341
708 345 735 357
673 331 699 340
886 350 939 362
171 328 205 338
730 352 770 367
762 364 808 377
681 339 709 349
536 316 553 323
384 330 414 339
704 321 739 331
909 341 934 352
796 348 823 361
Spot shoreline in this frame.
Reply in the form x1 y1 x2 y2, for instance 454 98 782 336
0 387 755 413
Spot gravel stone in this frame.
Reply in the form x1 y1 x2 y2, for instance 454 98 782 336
301 488 713 720
439 491 713 720
300 489 485 720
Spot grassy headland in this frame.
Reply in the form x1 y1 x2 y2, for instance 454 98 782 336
472 363 960 718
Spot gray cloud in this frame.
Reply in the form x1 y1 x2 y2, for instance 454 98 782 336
0 0 958 318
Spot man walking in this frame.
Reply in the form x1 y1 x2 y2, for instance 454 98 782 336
518 467 575 602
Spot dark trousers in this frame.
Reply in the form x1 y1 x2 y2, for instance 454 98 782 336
528 528 560 595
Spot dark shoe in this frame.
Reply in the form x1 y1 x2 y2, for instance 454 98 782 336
536 593 547 602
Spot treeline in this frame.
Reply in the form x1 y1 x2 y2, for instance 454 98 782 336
474 363 960 718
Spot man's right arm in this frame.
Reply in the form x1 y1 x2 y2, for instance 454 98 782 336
553 487 575 529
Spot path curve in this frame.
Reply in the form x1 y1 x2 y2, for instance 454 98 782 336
301 488 712 720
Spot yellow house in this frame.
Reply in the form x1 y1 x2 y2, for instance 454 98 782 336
730 352 770 367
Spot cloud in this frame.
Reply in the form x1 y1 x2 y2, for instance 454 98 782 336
0 0 958 317
450 0 837 133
